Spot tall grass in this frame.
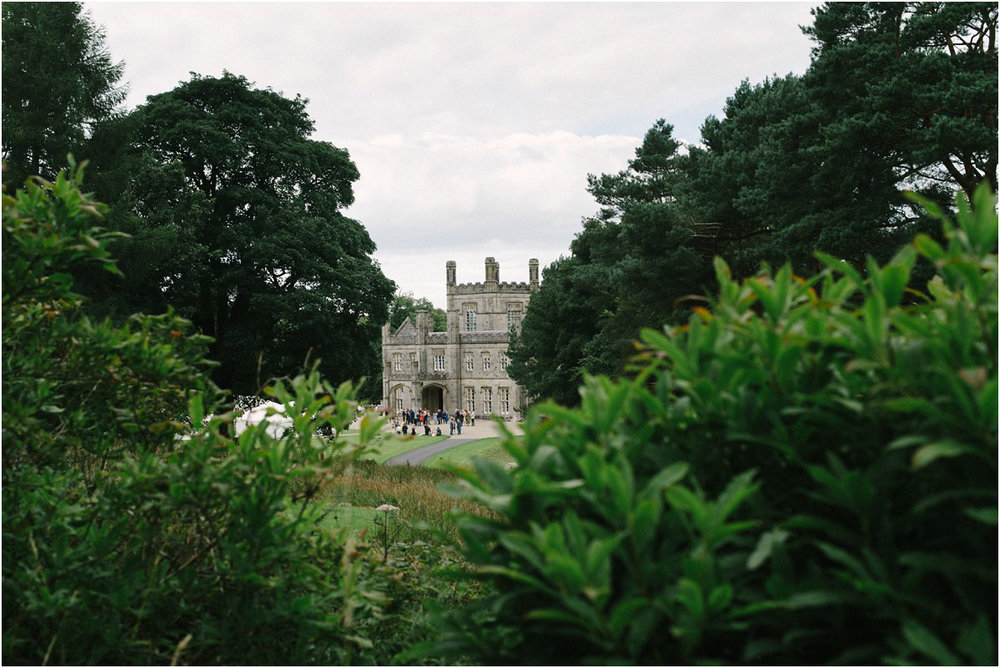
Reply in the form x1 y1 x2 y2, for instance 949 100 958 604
321 459 497 541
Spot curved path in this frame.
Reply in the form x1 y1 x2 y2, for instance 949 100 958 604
386 421 521 466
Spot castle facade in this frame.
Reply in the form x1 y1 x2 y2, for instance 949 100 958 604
381 257 538 419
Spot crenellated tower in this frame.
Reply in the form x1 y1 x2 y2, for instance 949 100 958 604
383 257 540 418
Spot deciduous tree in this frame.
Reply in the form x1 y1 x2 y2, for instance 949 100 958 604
100 73 394 395
388 291 446 331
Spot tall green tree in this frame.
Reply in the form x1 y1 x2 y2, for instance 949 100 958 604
509 3 998 406
685 75 827 275
97 73 394 395
510 121 711 405
806 2 997 201
508 255 613 407
586 118 691 220
684 3 996 275
1 2 125 187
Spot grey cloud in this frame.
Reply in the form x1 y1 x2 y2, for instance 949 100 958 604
84 1 815 303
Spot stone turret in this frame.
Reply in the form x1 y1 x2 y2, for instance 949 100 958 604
529 258 539 290
485 257 499 288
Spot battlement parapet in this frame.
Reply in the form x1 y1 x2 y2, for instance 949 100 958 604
451 281 533 295
426 332 449 344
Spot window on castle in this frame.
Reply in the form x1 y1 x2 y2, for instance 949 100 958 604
507 303 522 329
482 387 493 413
499 352 508 372
465 353 474 371
483 354 492 371
392 353 402 371
410 352 418 371
499 386 510 413
433 354 446 371
466 309 477 331
465 387 475 412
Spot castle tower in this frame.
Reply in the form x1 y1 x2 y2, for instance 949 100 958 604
382 256 539 417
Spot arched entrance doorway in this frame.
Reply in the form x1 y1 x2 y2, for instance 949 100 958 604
421 384 445 412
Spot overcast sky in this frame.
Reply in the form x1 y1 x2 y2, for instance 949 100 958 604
84 1 817 309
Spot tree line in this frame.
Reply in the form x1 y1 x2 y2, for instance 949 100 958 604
508 2 997 406
2 2 395 398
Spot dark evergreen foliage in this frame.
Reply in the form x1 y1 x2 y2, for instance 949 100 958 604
1 2 125 186
511 2 997 406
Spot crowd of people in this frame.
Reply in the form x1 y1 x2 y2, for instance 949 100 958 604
390 407 475 436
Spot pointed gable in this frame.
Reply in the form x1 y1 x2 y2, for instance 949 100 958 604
391 317 417 340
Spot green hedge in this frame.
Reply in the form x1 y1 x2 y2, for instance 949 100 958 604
1 164 395 664
426 184 997 665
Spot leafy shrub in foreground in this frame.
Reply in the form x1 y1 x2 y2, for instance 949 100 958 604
2 164 394 664
427 184 997 664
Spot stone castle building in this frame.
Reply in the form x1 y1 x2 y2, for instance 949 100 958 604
381 257 539 418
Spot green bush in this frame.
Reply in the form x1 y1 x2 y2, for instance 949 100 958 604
430 184 997 664
1 163 396 664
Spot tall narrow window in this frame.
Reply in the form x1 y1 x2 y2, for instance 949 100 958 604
482 387 493 413
507 303 522 329
409 352 418 371
499 386 510 413
465 353 474 371
392 353 402 371
433 354 446 371
483 354 492 371
465 309 477 331
499 352 508 372
465 387 476 412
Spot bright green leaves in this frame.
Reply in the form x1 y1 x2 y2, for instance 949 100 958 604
908 182 999 306
440 368 765 663
444 184 997 664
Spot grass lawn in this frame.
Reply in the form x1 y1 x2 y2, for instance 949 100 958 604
366 433 449 463
424 437 515 470
314 502 384 536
